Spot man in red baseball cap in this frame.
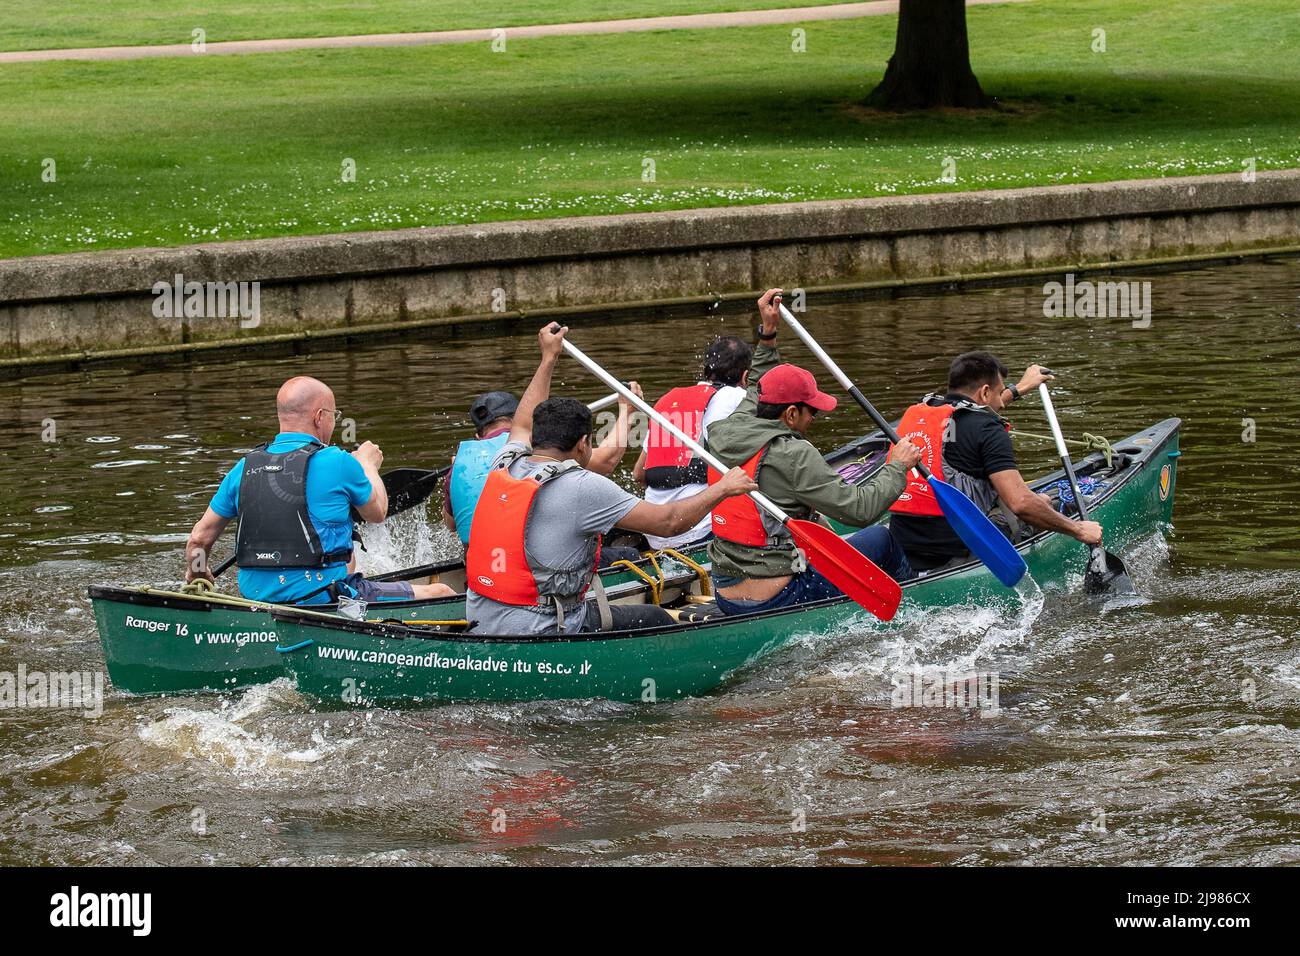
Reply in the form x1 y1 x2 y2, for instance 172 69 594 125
756 363 839 414
704 288 923 615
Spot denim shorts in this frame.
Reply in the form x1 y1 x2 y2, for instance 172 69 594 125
332 572 415 603
712 570 843 616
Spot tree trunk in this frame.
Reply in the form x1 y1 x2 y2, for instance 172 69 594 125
866 0 990 110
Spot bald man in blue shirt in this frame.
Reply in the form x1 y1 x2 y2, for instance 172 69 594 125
184 376 452 605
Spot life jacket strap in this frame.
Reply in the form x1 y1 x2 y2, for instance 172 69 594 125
994 500 1023 540
921 392 1011 429
590 573 613 631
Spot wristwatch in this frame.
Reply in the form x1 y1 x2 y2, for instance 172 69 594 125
1006 383 1021 402
756 326 778 341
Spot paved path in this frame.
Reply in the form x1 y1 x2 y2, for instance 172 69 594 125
0 0 1022 64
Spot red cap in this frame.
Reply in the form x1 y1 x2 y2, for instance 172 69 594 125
758 364 838 412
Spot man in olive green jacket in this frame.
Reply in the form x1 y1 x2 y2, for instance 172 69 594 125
705 288 923 614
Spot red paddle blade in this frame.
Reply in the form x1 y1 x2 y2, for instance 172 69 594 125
786 519 902 621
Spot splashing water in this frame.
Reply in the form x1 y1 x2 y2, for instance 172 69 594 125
138 681 348 775
355 506 460 574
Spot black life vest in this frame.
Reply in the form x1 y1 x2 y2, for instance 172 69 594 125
233 439 354 569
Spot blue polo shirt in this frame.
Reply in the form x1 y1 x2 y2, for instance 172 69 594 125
210 432 374 604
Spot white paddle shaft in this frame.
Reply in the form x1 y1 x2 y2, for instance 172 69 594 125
1037 385 1071 461
778 300 925 480
586 392 620 413
561 339 792 524
1039 381 1097 525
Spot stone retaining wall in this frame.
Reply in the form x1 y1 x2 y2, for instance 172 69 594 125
2 170 1298 374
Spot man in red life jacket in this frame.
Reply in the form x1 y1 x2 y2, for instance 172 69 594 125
631 336 753 551
883 351 1104 576
705 289 924 615
465 323 758 636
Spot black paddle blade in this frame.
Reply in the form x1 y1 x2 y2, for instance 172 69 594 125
1083 547 1136 597
383 467 449 517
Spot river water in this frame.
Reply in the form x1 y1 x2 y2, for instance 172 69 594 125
1 258 1297 865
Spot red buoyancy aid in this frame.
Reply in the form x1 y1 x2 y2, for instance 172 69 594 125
466 460 601 607
706 445 770 546
887 400 1009 517
644 384 717 488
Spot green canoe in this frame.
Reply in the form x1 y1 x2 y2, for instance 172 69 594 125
273 418 1181 708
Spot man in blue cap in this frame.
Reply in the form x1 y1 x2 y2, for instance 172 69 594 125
442 386 640 547
442 391 521 546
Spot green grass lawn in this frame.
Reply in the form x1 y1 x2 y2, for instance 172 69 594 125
0 0 834 52
1 0 1298 259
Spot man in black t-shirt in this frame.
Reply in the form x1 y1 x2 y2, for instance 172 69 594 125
887 352 1103 575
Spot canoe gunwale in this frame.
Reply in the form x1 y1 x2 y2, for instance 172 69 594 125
86 543 700 614
272 417 1181 649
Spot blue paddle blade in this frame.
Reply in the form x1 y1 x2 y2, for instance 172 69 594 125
930 478 1028 587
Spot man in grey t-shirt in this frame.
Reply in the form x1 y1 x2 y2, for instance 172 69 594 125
468 438 644 635
465 323 757 636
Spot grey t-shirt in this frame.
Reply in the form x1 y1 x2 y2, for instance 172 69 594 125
466 441 641 635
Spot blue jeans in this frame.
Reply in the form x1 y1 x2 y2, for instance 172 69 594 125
713 526 915 615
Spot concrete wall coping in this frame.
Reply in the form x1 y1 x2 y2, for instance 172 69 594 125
3 171 1298 305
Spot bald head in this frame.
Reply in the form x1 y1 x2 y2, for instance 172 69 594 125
277 376 335 436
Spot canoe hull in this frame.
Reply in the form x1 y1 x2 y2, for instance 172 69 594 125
277 420 1181 707
289 617 795 706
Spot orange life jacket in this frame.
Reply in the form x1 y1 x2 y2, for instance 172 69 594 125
644 384 717 489
706 445 771 546
887 399 1009 517
466 457 601 607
